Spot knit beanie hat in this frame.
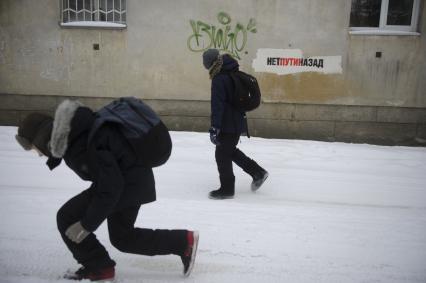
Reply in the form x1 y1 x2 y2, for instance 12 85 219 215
16 113 54 156
202 49 220 69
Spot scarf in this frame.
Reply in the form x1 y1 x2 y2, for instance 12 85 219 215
208 55 223 79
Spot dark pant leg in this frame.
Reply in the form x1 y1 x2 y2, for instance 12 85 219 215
57 189 115 270
232 148 265 177
108 206 188 256
215 133 241 193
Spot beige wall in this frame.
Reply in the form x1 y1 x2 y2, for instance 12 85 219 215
0 0 425 146
1 0 425 108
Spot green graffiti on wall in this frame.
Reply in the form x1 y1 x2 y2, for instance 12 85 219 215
187 12 257 60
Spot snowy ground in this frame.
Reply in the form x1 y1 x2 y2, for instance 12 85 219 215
0 126 426 283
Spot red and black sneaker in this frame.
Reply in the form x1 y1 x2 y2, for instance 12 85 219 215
181 230 199 277
63 266 115 281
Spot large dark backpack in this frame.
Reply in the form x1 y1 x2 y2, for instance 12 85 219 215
88 97 172 168
229 71 261 112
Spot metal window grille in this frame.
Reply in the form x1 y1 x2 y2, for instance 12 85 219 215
61 0 126 24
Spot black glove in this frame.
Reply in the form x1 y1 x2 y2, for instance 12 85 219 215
209 127 220 145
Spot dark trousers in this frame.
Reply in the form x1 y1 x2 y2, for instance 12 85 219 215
215 133 264 194
57 189 187 270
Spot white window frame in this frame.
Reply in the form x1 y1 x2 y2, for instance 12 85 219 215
60 0 127 29
350 0 421 35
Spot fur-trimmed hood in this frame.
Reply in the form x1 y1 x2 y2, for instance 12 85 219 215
49 100 83 158
50 99 83 158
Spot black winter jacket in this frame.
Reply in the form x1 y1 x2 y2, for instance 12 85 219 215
47 100 156 232
210 54 248 134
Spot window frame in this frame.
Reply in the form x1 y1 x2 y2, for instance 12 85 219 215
349 0 421 35
59 0 127 29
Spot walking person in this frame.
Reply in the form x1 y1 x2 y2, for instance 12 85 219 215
202 49 269 200
15 98 199 281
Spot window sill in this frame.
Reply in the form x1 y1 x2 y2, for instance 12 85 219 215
349 30 420 36
60 21 126 29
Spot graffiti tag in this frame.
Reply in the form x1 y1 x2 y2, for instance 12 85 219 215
187 12 256 59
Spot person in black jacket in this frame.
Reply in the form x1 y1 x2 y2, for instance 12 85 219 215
15 100 199 281
202 49 269 200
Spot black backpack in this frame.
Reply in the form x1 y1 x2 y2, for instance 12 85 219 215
229 71 261 112
88 97 172 168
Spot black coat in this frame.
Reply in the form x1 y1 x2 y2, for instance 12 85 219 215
210 54 248 134
48 104 156 232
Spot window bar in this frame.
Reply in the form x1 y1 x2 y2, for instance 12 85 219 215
119 0 122 23
379 0 389 29
83 0 85 21
67 0 70 22
113 0 114 22
412 0 420 32
105 0 107 22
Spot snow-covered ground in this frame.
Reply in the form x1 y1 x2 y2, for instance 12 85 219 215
1 126 425 283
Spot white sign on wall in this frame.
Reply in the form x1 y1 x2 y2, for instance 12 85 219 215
252 48 342 75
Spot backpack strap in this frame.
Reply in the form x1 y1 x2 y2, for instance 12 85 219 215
245 114 251 138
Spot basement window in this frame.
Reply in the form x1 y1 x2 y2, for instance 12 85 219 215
60 0 126 29
349 0 421 35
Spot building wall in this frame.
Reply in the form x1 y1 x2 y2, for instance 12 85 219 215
1 0 425 145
